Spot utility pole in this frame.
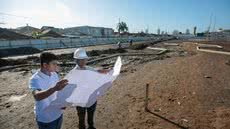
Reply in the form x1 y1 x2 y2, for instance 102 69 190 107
212 16 216 32
212 16 216 41
206 13 213 41
207 13 213 33
118 18 120 36
26 23 30 35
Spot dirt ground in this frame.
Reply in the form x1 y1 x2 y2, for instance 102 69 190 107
197 41 230 52
0 40 230 129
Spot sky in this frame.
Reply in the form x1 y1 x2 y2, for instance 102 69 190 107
0 0 230 33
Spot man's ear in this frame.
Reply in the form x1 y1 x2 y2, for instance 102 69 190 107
41 63 48 68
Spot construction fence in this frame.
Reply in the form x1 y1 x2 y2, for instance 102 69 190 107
0 37 171 50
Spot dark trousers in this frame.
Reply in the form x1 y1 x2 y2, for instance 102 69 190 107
76 102 97 129
36 114 63 129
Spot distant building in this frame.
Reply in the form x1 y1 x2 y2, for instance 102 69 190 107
0 28 32 40
185 29 190 35
41 26 55 31
145 28 149 34
41 26 63 34
13 25 41 36
63 26 114 37
39 29 64 39
219 29 230 33
157 28 160 35
209 29 230 41
172 30 179 35
193 26 197 35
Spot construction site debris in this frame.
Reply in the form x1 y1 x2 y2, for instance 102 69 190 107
226 60 230 65
181 119 189 123
163 43 179 46
197 44 230 55
0 58 28 67
129 43 148 50
1 40 230 129
0 47 41 58
87 48 127 56
204 75 212 78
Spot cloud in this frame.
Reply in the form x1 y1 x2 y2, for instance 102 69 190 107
2 1 82 28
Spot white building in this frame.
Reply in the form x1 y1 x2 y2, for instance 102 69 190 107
209 29 230 41
63 26 114 37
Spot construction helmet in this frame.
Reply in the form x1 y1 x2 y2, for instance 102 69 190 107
73 48 89 59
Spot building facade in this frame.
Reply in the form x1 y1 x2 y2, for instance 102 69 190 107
63 26 114 37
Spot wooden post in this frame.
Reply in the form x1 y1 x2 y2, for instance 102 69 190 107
145 83 149 111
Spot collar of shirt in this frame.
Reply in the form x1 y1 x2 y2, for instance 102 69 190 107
74 65 96 72
38 69 52 79
74 65 86 70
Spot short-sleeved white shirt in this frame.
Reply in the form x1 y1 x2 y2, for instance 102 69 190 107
29 70 63 123
74 65 97 71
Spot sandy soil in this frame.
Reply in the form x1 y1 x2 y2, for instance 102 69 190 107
0 41 230 129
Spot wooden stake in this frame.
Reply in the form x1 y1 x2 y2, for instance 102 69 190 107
145 83 149 111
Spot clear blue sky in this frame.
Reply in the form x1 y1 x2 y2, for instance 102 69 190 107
0 0 230 33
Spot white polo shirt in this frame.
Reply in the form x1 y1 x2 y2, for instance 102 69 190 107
29 70 63 123
73 65 97 71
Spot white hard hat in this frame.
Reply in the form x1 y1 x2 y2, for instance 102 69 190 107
73 48 89 59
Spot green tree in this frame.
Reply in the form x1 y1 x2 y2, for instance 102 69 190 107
32 31 41 39
117 21 128 34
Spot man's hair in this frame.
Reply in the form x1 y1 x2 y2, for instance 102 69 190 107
40 52 58 65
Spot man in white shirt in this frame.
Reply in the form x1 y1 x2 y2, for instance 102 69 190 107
29 52 68 129
73 48 109 129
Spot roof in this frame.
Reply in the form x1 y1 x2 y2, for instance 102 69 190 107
65 26 114 30
41 26 55 31
39 29 64 38
0 28 32 40
14 26 41 36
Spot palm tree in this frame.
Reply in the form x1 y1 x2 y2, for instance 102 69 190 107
117 21 128 34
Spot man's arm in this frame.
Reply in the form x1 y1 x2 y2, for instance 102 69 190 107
32 79 68 101
86 66 110 74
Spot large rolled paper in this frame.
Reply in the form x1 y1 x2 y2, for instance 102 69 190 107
46 56 122 109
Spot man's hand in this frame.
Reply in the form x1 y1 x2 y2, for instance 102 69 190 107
32 79 68 101
98 69 111 74
54 79 68 91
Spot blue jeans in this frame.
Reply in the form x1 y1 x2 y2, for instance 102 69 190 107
36 115 63 129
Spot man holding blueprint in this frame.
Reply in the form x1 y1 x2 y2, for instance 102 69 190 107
48 48 122 129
